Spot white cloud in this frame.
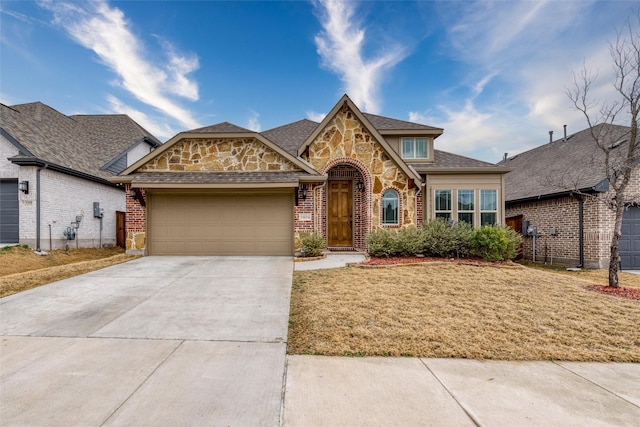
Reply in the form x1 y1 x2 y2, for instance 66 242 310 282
307 111 326 122
245 111 261 132
38 0 201 130
313 0 407 114
106 95 175 140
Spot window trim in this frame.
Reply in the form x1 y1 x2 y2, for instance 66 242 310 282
401 137 429 159
381 188 401 226
434 189 452 221
480 189 498 226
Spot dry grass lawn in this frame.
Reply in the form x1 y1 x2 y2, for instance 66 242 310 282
288 264 640 361
0 246 138 298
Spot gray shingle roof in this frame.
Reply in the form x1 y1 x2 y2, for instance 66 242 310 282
261 119 319 156
413 150 504 171
363 113 442 131
188 122 253 133
1 102 160 180
500 123 632 202
130 171 309 185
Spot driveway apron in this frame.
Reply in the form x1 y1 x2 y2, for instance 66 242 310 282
0 256 292 426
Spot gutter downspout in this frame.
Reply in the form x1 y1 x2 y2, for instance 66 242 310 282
578 196 584 268
36 168 42 252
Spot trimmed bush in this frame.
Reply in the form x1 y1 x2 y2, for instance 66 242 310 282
422 218 455 257
366 228 399 257
396 226 425 255
471 225 523 261
300 232 325 257
451 221 473 257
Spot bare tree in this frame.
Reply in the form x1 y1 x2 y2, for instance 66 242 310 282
567 10 640 287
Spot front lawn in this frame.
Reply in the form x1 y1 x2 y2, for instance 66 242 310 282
288 264 640 361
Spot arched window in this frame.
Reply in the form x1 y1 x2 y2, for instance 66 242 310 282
382 189 399 225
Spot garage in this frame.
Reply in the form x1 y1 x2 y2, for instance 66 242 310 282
620 206 640 270
0 179 19 244
147 190 294 256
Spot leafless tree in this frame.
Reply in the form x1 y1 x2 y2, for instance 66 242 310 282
567 10 640 287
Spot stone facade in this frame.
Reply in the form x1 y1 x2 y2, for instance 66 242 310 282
298 106 417 250
125 184 146 254
140 138 301 172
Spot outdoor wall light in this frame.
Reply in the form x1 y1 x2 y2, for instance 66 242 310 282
300 184 308 200
18 180 29 194
356 180 365 193
130 189 138 201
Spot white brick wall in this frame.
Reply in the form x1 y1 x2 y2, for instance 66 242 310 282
0 136 21 178
127 142 153 167
17 166 125 250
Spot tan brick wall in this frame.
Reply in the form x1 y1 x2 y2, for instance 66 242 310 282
506 166 640 268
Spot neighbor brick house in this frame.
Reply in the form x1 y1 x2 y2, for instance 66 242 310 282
112 95 509 255
501 123 640 269
0 102 160 250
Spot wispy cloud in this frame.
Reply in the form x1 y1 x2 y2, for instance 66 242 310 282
38 0 201 130
313 0 406 114
245 110 261 132
307 111 326 122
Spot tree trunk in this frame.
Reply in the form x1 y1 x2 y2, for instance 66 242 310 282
608 202 625 288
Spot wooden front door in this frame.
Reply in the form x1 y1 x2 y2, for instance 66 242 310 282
328 180 353 247
116 211 126 248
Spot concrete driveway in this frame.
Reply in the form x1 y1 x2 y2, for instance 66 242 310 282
0 256 292 426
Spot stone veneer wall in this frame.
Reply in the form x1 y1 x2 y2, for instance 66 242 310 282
140 138 301 172
125 184 146 254
302 106 418 249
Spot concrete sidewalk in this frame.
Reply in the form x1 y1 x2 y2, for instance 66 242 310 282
294 253 366 270
283 356 640 426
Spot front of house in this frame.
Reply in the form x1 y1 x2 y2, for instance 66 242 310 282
113 95 509 255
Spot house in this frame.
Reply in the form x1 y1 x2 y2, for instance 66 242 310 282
500 123 640 269
0 102 161 250
112 95 509 256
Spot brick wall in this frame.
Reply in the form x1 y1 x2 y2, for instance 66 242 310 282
124 184 146 254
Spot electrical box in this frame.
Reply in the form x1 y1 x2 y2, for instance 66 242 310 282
522 220 530 236
93 202 103 218
527 224 537 236
549 227 557 235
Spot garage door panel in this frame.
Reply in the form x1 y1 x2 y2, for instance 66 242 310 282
620 206 640 270
148 192 293 256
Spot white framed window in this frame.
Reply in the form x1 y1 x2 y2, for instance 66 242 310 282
401 137 428 159
434 190 452 221
457 190 475 226
480 189 497 226
382 189 399 225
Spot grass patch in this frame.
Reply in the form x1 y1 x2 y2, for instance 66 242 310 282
0 246 139 298
288 264 640 361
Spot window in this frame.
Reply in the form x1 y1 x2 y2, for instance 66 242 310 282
401 137 428 159
480 189 497 226
382 189 399 225
457 190 475 226
434 190 452 220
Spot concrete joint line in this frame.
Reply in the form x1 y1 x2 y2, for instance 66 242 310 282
552 361 640 409
418 359 482 427
99 340 185 426
279 353 290 427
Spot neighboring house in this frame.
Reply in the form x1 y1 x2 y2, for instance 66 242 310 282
500 123 640 269
0 102 161 250
112 95 509 256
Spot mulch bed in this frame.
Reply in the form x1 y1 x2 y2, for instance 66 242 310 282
585 284 640 301
361 256 513 267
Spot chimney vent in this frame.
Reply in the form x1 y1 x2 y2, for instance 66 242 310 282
503 152 508 162
563 124 567 142
549 130 554 144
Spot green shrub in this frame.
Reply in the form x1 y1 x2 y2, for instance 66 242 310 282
300 232 325 257
422 218 455 257
451 221 474 257
471 225 523 261
396 226 425 255
366 228 399 257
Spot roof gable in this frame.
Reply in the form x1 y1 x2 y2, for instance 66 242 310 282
297 94 421 182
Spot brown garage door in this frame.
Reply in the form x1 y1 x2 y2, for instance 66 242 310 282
147 190 294 256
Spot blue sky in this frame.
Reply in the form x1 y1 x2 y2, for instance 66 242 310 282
0 0 636 163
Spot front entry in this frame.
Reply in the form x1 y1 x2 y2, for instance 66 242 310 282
328 180 352 247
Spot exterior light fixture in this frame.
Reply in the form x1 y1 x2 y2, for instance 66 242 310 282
356 180 365 193
300 184 308 200
18 180 29 194
130 189 138 201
